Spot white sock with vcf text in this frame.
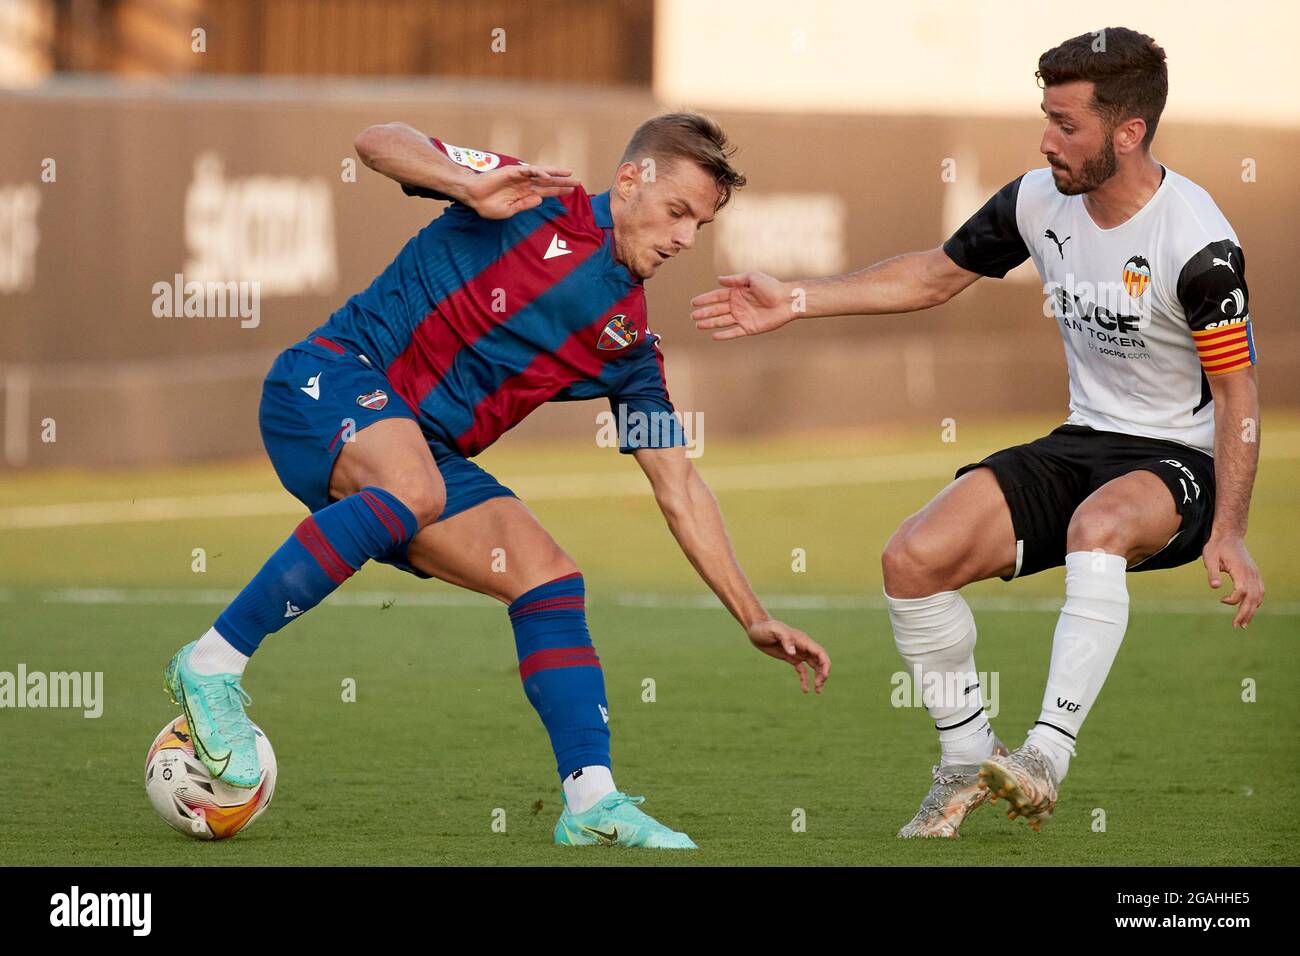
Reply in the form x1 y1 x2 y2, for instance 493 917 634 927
1025 551 1129 783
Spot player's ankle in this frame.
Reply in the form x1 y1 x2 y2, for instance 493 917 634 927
1024 729 1072 783
189 627 250 676
940 719 996 768
563 765 615 814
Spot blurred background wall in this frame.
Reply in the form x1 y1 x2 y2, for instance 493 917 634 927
1 0 1296 469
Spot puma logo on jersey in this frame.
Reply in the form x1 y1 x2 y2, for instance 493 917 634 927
544 234 572 260
1045 229 1071 259
300 373 322 400
1211 257 1235 272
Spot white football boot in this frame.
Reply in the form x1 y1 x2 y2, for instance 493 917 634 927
897 737 1009 839
979 743 1061 832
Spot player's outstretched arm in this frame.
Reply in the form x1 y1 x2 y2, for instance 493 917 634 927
353 122 580 219
691 247 980 340
632 445 830 693
1202 366 1265 628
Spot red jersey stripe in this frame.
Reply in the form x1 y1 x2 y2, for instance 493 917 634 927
385 191 598 414
455 286 646 455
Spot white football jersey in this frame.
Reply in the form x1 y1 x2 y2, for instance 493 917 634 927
944 165 1257 455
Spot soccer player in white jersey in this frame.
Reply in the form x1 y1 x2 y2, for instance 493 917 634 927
690 27 1264 836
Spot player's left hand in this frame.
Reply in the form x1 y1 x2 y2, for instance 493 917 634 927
745 619 831 693
463 164 581 219
1202 535 1264 629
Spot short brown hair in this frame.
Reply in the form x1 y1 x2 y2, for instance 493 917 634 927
1037 27 1168 148
620 111 747 210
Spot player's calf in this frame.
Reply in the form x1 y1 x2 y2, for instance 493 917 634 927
165 483 424 784
1013 475 1178 794
507 572 619 816
883 471 1017 781
504 566 691 845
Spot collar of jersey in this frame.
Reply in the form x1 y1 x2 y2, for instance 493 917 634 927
1080 164 1170 235
591 190 615 228
588 190 642 286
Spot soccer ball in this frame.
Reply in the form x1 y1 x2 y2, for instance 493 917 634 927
145 715 277 840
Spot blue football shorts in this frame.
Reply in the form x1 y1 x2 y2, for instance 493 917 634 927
258 335 518 577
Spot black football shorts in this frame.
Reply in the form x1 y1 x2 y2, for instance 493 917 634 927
955 424 1217 579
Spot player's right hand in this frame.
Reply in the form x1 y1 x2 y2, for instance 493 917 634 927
691 272 797 340
745 619 831 694
463 164 581 220
1202 534 1265 629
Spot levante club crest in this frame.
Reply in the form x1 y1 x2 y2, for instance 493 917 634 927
356 389 389 410
1122 255 1151 298
597 314 638 350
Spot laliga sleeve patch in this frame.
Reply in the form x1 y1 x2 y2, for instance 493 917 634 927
441 143 502 173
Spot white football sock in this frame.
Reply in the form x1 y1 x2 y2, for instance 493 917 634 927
943 721 998 768
1025 551 1129 783
563 765 616 815
887 590 995 768
189 627 249 676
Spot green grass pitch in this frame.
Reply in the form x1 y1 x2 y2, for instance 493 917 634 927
2 414 1297 866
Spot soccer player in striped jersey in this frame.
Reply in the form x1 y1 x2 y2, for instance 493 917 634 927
691 28 1264 837
164 112 830 849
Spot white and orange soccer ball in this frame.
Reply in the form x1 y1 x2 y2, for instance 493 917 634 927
145 715 277 840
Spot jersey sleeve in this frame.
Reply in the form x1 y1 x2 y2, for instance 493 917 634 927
607 335 687 454
942 176 1030 278
400 138 526 201
1176 239 1257 376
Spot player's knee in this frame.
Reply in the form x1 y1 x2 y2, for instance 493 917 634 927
882 523 949 597
384 474 446 529
1066 503 1135 554
507 551 582 605
538 546 580 583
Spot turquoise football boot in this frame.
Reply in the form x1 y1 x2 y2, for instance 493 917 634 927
163 640 260 788
554 791 698 849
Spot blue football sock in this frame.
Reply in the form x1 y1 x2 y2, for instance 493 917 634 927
214 486 418 655
508 573 611 780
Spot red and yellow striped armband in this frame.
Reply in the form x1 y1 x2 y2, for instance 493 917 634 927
1193 319 1257 376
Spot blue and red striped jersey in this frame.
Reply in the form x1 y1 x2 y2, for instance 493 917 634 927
310 139 684 458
